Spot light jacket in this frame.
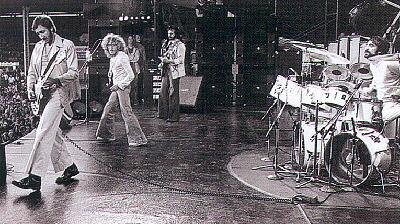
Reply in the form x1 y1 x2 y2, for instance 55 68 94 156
127 47 141 75
161 39 186 79
109 51 135 90
27 34 80 106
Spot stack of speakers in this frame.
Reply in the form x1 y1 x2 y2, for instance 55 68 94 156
235 9 276 107
194 5 235 108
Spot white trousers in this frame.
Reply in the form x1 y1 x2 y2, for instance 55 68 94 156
25 90 73 177
382 102 400 138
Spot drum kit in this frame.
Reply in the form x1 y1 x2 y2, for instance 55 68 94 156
268 39 398 189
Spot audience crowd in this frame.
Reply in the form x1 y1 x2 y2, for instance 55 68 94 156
0 67 38 145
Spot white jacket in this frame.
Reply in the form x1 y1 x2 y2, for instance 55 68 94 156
109 51 135 90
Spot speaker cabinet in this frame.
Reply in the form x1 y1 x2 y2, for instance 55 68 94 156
180 76 203 107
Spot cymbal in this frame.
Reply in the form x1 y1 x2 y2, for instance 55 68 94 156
322 65 350 81
325 81 356 93
350 63 372 80
302 47 351 65
279 38 320 49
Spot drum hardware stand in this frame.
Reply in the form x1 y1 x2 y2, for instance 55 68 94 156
348 118 358 187
371 118 400 192
262 100 277 158
252 100 277 171
296 101 330 188
317 83 364 191
266 95 285 180
252 116 272 171
320 123 341 193
75 39 103 126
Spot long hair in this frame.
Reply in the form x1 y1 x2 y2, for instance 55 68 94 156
31 15 56 33
101 33 127 58
370 36 390 55
167 25 182 39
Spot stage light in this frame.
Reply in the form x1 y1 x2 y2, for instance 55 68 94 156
124 16 129 21
147 16 151 19
141 16 145 20
135 16 139 20
118 16 123 21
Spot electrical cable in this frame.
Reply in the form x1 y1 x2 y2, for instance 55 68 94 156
63 134 317 205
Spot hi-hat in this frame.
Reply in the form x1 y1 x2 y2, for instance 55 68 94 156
322 65 350 81
350 63 372 80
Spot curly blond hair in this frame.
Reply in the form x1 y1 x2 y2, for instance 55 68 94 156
101 33 127 58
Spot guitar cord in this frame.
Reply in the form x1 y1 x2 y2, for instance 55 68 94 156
63 134 322 205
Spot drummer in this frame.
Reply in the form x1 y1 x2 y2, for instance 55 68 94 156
362 36 400 132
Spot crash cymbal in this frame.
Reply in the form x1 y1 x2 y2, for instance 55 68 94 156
350 63 372 80
303 47 351 65
279 38 321 49
322 65 350 81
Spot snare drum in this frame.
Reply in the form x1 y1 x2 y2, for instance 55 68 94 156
325 127 393 186
323 87 350 108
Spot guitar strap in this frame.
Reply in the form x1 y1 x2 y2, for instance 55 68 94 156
40 49 60 81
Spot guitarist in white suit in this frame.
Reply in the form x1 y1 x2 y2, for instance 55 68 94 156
157 26 186 122
12 15 80 191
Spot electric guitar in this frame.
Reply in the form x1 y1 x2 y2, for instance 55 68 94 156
30 50 59 116
30 79 53 116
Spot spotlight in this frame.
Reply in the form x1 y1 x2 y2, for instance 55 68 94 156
124 16 129 21
118 16 123 21
141 16 145 20
147 16 151 19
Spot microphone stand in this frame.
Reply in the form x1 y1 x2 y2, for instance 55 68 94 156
75 39 103 126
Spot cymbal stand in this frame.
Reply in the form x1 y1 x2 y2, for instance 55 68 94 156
296 101 330 188
320 122 341 192
349 118 358 187
266 93 285 180
75 39 102 126
317 82 364 191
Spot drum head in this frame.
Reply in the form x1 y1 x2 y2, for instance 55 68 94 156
325 133 373 186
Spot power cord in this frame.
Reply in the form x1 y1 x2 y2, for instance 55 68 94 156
64 134 316 205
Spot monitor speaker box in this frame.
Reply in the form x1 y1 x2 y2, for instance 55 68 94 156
179 76 204 111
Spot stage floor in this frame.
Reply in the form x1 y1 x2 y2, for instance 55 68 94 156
1 107 400 224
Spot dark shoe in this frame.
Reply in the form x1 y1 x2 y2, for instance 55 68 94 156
56 163 79 185
12 174 41 191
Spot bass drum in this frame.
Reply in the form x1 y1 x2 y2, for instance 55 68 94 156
324 127 393 186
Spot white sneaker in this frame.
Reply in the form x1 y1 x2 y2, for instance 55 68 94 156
129 142 148 147
96 136 115 142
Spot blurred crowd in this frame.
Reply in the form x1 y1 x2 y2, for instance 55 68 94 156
0 67 38 145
